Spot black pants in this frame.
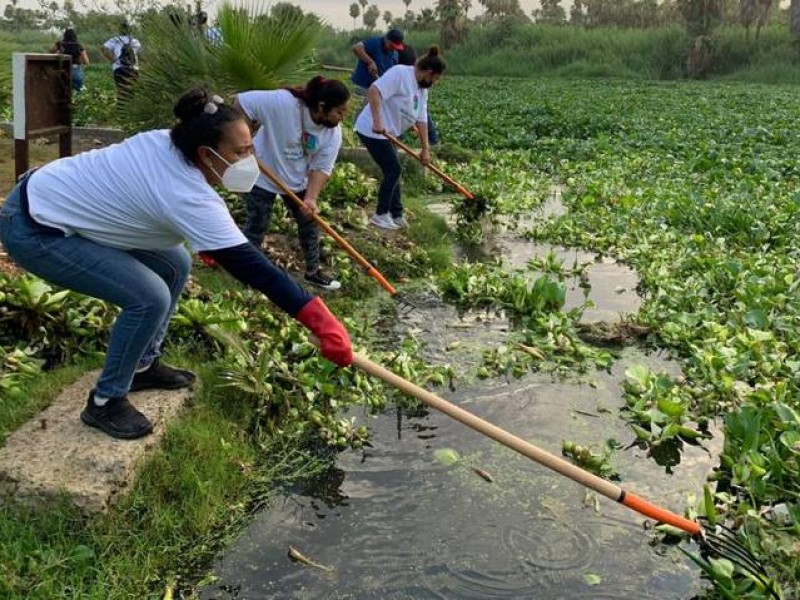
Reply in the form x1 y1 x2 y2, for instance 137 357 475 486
358 132 403 219
113 67 138 103
243 186 321 274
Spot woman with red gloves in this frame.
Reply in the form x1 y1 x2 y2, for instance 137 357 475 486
0 87 352 441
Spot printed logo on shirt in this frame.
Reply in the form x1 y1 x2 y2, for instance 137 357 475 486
285 142 304 161
303 132 318 154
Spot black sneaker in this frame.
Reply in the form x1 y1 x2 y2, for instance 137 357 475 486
129 358 196 392
304 270 342 291
80 392 153 439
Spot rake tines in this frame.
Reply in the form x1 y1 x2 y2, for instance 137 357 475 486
698 520 779 596
393 292 418 316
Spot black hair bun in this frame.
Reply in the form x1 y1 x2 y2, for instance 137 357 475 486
173 87 210 121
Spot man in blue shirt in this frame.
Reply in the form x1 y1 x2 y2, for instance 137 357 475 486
351 28 405 94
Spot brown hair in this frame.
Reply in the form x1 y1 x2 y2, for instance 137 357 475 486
416 45 446 74
285 75 350 112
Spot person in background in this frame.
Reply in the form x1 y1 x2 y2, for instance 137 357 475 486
233 76 350 291
396 43 439 146
50 28 89 93
355 46 446 230
0 88 352 440
194 10 224 45
101 22 141 102
350 28 405 95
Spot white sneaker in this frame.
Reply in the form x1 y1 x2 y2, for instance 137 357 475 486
369 213 400 230
393 216 409 228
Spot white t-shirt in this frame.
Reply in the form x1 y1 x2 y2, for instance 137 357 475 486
237 89 342 193
102 35 141 72
355 65 428 140
26 130 247 252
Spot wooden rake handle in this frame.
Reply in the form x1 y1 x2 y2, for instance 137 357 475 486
352 352 702 536
255 159 398 297
382 132 475 200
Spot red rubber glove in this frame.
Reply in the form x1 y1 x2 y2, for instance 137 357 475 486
198 252 217 268
295 297 353 367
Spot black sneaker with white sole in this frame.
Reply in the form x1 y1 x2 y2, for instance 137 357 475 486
80 392 153 439
129 358 196 392
304 270 342 291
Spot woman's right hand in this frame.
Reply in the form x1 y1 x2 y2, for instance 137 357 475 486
372 121 386 135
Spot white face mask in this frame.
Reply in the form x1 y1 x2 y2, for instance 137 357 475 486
207 148 259 193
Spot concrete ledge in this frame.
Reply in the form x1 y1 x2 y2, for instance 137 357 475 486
0 122 126 146
0 371 191 514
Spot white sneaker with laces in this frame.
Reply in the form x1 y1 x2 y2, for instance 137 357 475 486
393 216 409 228
369 213 400 230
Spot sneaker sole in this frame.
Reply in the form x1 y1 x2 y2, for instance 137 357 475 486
128 379 194 393
80 409 154 439
369 222 399 230
306 281 342 291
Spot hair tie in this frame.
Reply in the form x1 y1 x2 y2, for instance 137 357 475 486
203 94 224 114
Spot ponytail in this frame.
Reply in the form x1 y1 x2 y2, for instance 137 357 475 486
416 45 446 74
285 75 350 112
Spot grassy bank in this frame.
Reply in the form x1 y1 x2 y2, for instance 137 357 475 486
318 23 800 83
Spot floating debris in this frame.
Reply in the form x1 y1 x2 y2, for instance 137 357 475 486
471 467 494 483
288 545 335 572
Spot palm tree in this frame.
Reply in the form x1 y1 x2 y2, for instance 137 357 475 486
120 1 322 131
403 0 412 10
382 9 392 25
349 2 360 28
363 4 380 28
791 0 800 39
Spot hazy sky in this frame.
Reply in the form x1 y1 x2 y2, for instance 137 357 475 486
201 0 542 30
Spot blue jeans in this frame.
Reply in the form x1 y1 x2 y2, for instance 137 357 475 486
427 114 439 146
358 132 403 219
243 186 321 274
0 179 191 398
71 65 84 92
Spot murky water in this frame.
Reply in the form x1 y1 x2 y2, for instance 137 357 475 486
201 192 714 599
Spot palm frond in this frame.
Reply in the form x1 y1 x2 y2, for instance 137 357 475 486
120 1 323 131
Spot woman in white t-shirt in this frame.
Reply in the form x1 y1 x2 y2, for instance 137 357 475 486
0 88 352 440
354 46 446 230
234 77 350 292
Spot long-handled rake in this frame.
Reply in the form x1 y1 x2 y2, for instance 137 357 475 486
255 160 416 314
351 351 778 595
382 132 489 221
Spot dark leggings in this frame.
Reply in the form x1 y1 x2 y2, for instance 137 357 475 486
243 186 321 274
358 132 403 219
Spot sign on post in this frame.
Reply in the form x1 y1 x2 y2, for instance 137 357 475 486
13 53 73 180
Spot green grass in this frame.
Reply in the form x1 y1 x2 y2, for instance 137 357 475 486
0 358 329 599
316 23 800 83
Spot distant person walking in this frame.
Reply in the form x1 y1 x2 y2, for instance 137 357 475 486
350 28 405 95
101 22 141 102
355 46 446 230
51 28 89 92
396 43 439 146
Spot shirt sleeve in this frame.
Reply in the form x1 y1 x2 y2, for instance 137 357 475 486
102 38 116 52
363 37 381 59
203 243 314 316
237 91 274 128
166 192 248 252
132 38 142 53
373 66 402 100
309 129 342 176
